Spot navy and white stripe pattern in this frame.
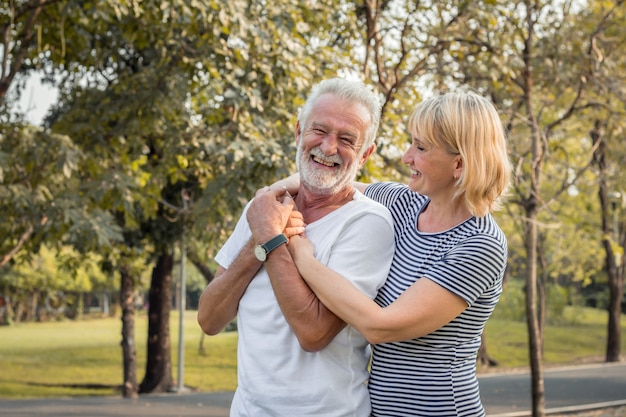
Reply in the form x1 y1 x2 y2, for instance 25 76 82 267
365 182 507 416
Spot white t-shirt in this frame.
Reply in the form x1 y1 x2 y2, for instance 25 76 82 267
215 190 394 417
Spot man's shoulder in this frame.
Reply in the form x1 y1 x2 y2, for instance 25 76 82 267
353 189 390 209
348 191 392 222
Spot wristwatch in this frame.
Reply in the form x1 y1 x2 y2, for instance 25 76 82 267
253 234 288 262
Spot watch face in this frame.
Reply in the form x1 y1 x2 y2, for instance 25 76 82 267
254 245 267 262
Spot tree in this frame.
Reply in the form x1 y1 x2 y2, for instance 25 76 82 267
0 0 124 268
349 1 624 416
584 3 626 363
456 1 625 415
0 244 111 322
353 0 531 369
592 120 626 362
42 0 362 395
357 0 479 179
0 0 46 100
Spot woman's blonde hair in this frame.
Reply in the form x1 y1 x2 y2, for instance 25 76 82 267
407 90 511 217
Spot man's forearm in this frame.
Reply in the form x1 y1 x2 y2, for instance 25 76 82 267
265 245 346 352
197 239 262 335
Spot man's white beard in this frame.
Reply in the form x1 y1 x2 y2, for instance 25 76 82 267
296 144 359 196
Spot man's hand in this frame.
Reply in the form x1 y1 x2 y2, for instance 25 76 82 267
247 187 299 243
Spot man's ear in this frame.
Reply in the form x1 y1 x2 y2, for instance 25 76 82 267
295 121 302 145
359 144 376 167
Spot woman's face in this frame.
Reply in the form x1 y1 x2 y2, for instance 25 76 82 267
401 134 460 197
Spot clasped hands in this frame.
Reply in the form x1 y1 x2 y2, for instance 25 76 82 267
246 186 312 259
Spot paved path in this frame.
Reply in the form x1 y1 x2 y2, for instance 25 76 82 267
1 363 625 416
480 362 626 416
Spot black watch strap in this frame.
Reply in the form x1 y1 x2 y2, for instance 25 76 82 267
254 234 288 262
263 234 289 253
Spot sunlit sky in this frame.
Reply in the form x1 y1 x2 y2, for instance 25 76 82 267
17 73 58 125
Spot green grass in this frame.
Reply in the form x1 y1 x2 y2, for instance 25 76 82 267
484 306 626 368
0 307 624 399
0 311 237 398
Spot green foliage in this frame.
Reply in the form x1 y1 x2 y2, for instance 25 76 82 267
493 277 608 326
492 279 527 321
0 124 123 266
37 0 368 267
1 245 108 293
0 244 127 322
545 283 569 324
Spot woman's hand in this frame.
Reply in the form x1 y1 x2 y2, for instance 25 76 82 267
283 207 305 239
287 234 316 265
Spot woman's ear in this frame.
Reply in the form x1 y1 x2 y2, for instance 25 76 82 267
453 155 463 179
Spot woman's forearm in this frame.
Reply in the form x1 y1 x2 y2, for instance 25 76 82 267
270 173 300 194
269 173 369 195
291 248 383 342
291 240 467 344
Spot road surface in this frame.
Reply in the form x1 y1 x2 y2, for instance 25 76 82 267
1 362 625 417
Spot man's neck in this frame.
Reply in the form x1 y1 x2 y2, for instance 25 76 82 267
294 186 356 224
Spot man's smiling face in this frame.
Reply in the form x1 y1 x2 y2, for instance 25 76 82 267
296 93 371 195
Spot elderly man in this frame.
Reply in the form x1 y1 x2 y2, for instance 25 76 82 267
197 78 394 417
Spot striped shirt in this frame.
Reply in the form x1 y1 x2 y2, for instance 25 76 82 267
365 182 507 416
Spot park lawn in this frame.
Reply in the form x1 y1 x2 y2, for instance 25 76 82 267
0 311 237 398
0 307 624 399
484 306 626 368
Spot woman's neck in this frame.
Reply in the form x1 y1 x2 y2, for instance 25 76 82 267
417 198 472 233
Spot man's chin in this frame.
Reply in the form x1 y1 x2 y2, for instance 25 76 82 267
302 184 335 196
301 180 336 195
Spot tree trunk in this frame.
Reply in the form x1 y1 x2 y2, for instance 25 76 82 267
120 263 138 398
537 237 547 336
85 292 92 316
139 251 174 394
76 291 84 320
606 262 624 362
593 123 624 363
478 331 498 367
522 16 547 411
525 209 545 417
188 250 215 284
14 299 24 323
28 290 39 322
2 295 14 325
